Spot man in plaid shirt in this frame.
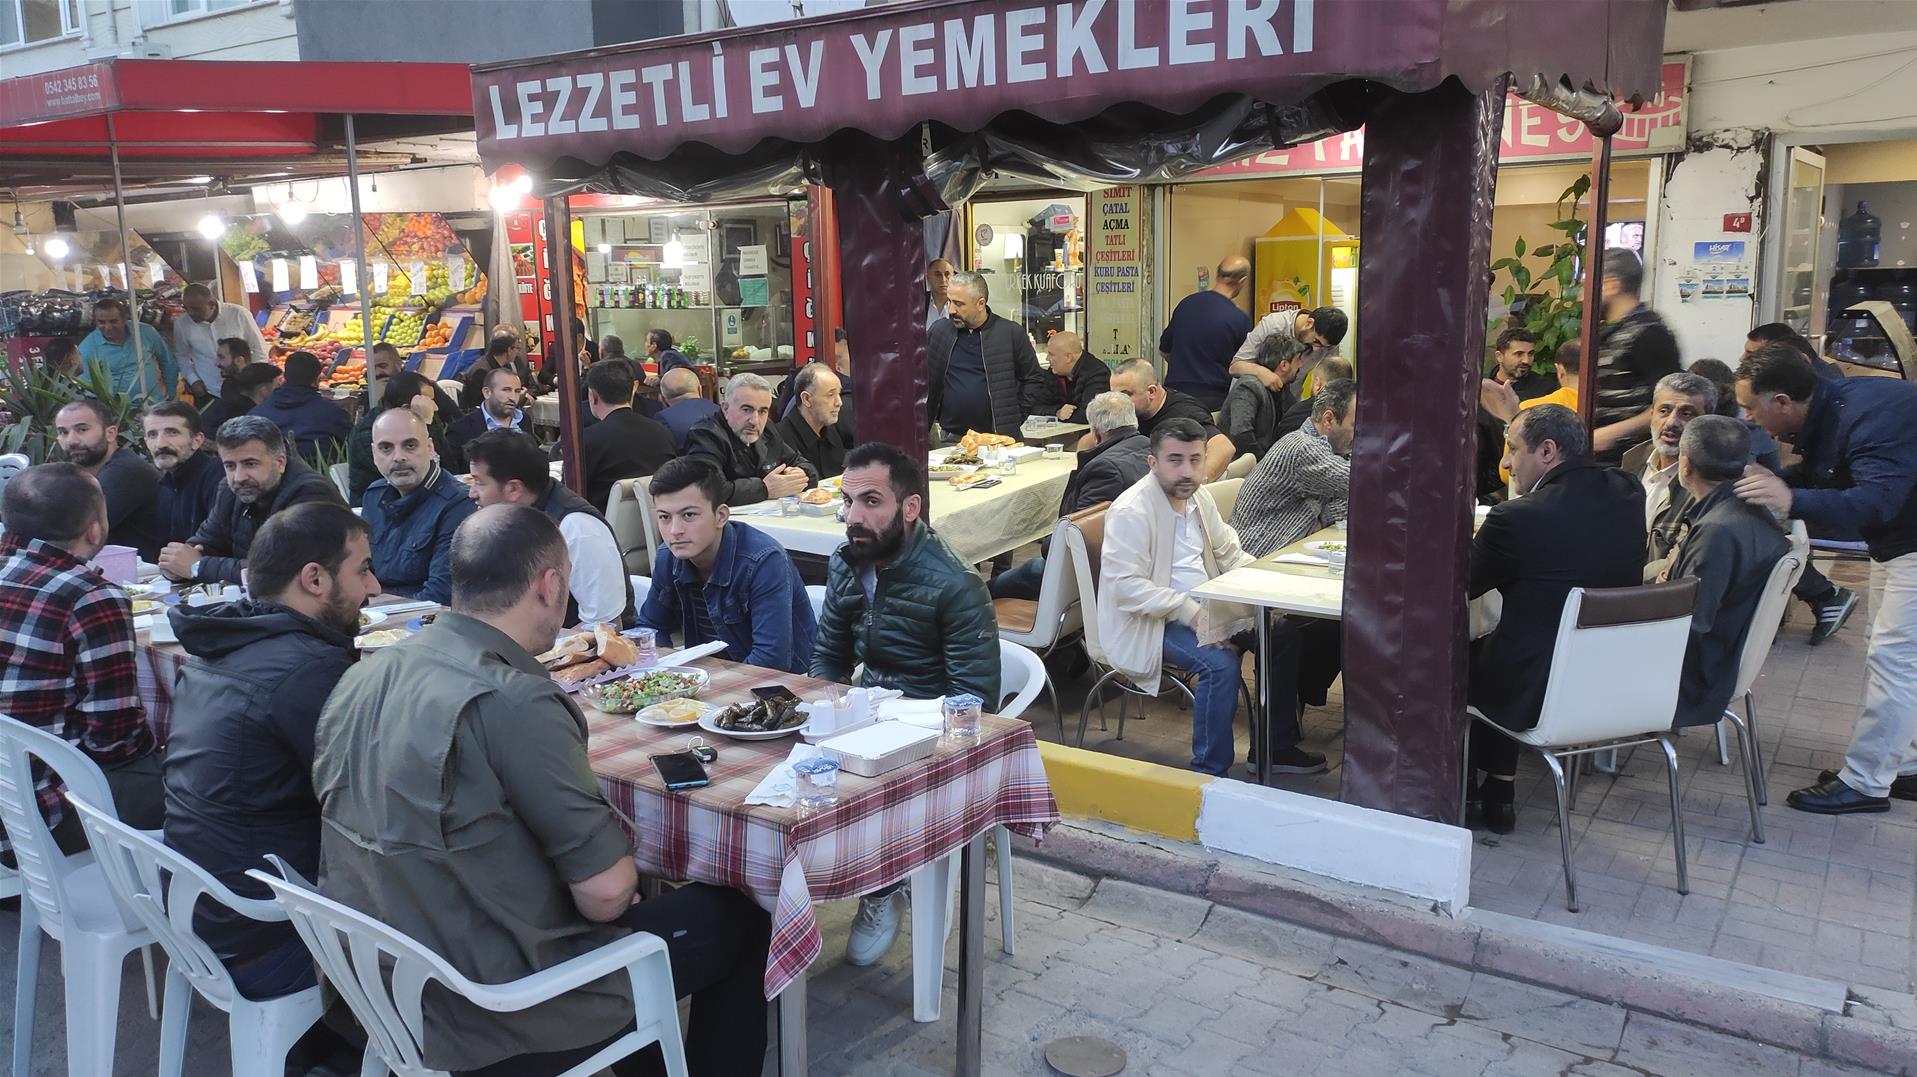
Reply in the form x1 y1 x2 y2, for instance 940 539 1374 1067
1 463 162 857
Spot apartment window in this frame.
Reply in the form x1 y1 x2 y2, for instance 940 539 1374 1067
156 0 258 20
0 0 81 49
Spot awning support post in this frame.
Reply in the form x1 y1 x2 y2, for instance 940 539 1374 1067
105 112 148 401
344 113 377 388
544 194 585 494
1340 79 1509 823
823 133 931 469
1576 133 1614 432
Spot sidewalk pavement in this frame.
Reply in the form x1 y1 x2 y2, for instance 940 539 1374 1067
1064 558 1917 998
0 855 1890 1075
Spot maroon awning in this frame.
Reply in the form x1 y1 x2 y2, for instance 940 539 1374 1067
472 0 1664 174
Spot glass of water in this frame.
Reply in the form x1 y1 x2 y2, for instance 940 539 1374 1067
942 693 983 740
794 756 840 812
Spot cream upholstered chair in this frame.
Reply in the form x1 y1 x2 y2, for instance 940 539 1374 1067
1463 579 1700 913
992 504 1102 741
606 477 661 576
1223 453 1256 481
1206 477 1245 522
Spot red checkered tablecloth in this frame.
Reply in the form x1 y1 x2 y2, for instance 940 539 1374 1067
136 638 1060 1002
585 658 1059 999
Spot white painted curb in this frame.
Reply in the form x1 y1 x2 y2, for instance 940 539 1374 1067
1195 778 1473 914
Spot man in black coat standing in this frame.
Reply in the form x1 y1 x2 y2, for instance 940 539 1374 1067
580 358 676 512
927 271 1053 440
1466 404 1647 832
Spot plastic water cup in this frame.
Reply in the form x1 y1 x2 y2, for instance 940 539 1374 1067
942 693 983 740
631 628 658 669
1044 443 1065 458
794 757 840 811
221 584 243 602
780 496 801 516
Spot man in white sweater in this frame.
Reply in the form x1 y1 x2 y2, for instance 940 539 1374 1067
1097 417 1327 776
172 283 267 403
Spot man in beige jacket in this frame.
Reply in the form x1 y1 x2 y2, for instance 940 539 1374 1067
1096 417 1327 776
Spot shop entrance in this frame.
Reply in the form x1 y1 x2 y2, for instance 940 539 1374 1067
963 193 1086 355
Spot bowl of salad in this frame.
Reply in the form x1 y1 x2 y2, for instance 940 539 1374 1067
583 668 709 714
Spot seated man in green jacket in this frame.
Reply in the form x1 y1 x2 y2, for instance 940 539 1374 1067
810 441 1000 969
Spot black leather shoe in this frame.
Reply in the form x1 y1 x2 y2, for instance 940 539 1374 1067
1788 777 1890 815
1818 769 1917 801
1265 747 1329 774
1481 778 1517 834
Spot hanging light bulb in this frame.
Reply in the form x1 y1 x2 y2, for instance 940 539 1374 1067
596 242 612 254
279 201 308 225
44 236 69 260
197 213 226 241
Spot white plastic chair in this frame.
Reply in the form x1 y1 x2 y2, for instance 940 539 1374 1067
629 574 653 608
992 512 1093 742
1462 579 1699 913
67 796 323 1077
1711 521 1809 808
435 378 465 403
327 462 352 502
805 585 828 621
0 714 158 1077
908 640 1045 1022
248 860 688 1077
607 477 661 576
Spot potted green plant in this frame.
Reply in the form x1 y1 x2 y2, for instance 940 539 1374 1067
1488 174 1590 372
0 359 143 464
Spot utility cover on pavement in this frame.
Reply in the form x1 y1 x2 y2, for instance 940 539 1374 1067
1045 1036 1125 1076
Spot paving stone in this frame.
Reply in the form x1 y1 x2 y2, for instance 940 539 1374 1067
1076 877 1213 938
1313 937 1475 1017
1456 971 1630 1056
1189 901 1339 978
1615 1012 1807 1077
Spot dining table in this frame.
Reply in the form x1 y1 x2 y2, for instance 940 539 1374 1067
734 446 1080 567
133 596 1060 1077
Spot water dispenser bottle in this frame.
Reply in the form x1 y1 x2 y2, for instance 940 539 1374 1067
1837 201 1882 268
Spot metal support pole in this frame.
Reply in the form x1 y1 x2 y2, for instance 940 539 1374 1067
1575 134 1614 433
345 114 376 383
106 113 150 401
957 833 986 1077
545 195 585 493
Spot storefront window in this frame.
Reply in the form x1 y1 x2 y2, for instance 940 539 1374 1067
966 194 1085 352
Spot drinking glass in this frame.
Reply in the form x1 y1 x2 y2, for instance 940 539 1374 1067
942 693 983 739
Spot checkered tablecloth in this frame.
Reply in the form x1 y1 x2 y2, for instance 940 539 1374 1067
584 658 1059 999
136 636 1060 1002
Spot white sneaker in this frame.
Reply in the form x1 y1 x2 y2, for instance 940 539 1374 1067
845 891 902 966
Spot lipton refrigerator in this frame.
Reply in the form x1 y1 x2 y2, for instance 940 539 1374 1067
1253 207 1359 395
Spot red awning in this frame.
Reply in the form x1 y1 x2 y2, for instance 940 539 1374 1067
470 0 1665 174
0 59 475 186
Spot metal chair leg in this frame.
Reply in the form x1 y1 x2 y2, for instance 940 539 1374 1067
1043 675 1064 743
1076 669 1123 747
1540 751 1579 912
1722 709 1766 845
1459 718 1475 824
1744 690 1768 806
1714 719 1731 767
1116 693 1128 741
1657 735 1690 896
1565 753 1580 813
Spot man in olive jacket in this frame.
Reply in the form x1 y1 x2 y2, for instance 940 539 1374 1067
927 270 1053 439
810 442 999 968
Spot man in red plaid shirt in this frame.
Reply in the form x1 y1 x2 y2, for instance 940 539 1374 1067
0 463 162 857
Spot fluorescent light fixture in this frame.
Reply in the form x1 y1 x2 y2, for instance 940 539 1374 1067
183 175 213 185
197 213 226 241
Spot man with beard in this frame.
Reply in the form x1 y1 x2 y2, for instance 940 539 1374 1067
687 372 816 506
198 338 274 436
773 362 851 478
158 415 342 585
927 271 1052 439
362 408 475 604
1624 371 1717 580
445 366 532 472
313 505 770 1075
142 402 225 548
170 283 267 405
465 429 634 629
55 398 161 560
811 442 999 967
0 464 163 856
162 503 379 1001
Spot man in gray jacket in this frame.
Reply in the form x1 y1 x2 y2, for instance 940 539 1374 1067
1663 415 1790 730
990 392 1150 600
927 271 1053 439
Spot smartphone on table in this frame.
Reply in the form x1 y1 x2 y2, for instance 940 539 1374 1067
651 751 710 790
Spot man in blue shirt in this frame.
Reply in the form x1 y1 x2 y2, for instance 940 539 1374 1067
360 408 474 604
78 296 177 404
638 457 816 673
1158 257 1254 410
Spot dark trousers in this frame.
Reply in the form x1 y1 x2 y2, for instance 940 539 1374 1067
1795 563 1835 603
22 750 165 859
988 555 1047 601
457 883 771 1077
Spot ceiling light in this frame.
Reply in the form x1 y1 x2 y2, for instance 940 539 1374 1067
197 213 225 241
279 201 308 225
183 175 213 185
512 174 534 194
663 237 685 268
44 237 69 260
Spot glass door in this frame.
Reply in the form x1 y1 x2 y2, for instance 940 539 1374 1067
1779 147 1828 337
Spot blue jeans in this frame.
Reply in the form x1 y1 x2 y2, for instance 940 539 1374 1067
989 556 1047 601
1161 619 1311 776
227 938 318 1000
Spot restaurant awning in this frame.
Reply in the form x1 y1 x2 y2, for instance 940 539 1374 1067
0 59 476 191
472 0 1663 198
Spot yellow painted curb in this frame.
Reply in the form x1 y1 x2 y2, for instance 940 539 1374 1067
1037 742 1213 842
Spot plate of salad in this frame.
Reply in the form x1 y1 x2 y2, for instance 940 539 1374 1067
582 668 709 714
